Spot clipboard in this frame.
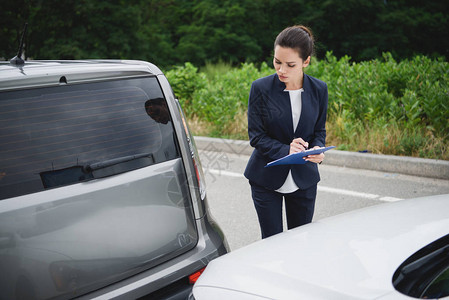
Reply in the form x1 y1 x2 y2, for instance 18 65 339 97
265 146 336 167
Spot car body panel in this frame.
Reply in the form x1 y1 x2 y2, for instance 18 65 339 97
193 194 449 299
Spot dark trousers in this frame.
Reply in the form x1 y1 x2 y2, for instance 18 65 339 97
250 181 317 239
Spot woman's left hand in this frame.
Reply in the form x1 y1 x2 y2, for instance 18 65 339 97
304 146 324 164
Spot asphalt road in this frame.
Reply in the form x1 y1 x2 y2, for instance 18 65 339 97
199 150 449 251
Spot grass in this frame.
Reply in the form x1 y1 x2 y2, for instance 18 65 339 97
325 116 448 160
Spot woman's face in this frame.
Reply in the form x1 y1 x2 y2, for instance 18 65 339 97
273 46 310 90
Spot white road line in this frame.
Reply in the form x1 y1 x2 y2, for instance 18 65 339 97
379 196 403 202
206 168 403 202
317 186 379 199
207 169 245 178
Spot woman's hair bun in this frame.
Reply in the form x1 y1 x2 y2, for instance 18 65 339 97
274 25 315 60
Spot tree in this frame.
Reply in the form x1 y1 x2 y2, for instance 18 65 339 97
27 0 145 59
1 0 447 66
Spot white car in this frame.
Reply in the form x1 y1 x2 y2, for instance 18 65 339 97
192 194 449 299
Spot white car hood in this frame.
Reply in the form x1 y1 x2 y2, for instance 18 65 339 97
194 195 449 299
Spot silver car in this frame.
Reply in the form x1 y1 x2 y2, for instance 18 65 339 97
192 194 449 299
0 59 228 299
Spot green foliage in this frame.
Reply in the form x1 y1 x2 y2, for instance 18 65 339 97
174 0 264 66
306 52 449 140
167 53 448 159
167 61 271 137
192 63 266 122
1 0 448 67
165 62 206 107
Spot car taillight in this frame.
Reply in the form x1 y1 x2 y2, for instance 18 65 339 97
188 267 206 285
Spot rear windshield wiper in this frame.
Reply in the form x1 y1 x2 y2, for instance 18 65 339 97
84 152 154 172
40 152 154 189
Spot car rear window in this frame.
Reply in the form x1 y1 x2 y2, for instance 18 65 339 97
0 77 179 200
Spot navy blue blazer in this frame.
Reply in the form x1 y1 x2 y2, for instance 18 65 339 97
244 73 328 190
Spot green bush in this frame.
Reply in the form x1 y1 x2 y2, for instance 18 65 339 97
307 52 449 139
192 63 270 123
165 53 448 159
165 62 207 107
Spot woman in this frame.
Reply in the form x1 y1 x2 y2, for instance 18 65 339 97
244 25 328 239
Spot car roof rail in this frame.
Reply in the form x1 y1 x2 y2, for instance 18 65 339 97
10 23 28 66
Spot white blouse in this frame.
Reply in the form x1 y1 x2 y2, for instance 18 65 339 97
276 88 303 194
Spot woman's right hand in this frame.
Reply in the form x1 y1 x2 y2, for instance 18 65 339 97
289 138 309 154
